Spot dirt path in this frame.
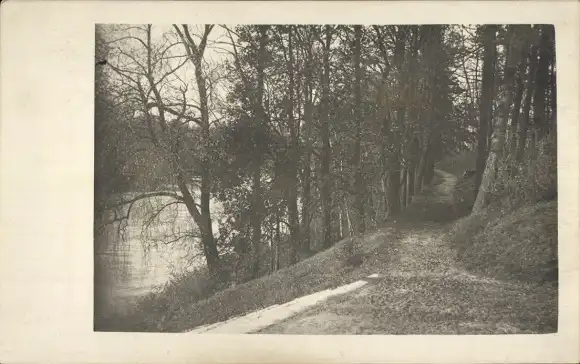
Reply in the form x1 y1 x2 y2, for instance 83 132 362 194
188 170 556 334
188 274 381 334
258 170 556 334
258 233 555 334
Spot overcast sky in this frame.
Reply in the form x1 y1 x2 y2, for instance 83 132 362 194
98 24 482 127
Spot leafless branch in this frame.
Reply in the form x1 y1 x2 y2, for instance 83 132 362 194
104 191 184 211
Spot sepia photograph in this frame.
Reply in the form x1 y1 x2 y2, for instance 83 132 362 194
2 1 580 362
94 23 558 335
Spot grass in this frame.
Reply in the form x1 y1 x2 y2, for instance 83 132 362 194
259 272 556 334
259 204 557 335
100 146 557 334
102 225 403 332
155 228 402 332
101 170 451 332
450 201 558 284
257 163 557 335
449 135 558 285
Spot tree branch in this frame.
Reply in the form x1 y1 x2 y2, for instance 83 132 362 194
104 191 185 211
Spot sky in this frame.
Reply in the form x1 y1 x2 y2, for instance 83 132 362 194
98 24 484 132
98 24 236 125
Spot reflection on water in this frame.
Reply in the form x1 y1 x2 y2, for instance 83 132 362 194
96 196 216 316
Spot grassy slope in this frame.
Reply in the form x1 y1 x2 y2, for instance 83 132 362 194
450 201 558 284
163 170 461 333
158 227 402 332
259 223 556 334
258 170 556 334
123 158 556 334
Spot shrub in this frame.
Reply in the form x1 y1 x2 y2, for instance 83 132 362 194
450 134 557 284
491 134 557 210
452 174 477 218
131 267 218 330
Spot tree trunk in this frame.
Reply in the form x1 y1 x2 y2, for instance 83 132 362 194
341 201 352 238
196 66 219 279
174 25 222 279
405 27 420 208
373 26 394 222
251 159 262 278
401 169 408 209
548 26 557 127
175 170 221 275
533 25 551 138
353 25 365 234
388 26 407 217
388 168 401 216
251 26 268 278
380 105 391 219
509 51 526 155
414 139 428 194
423 154 435 185
475 25 497 193
407 168 415 205
301 154 312 251
301 34 314 253
407 137 419 204
517 45 537 162
473 26 521 213
320 25 333 249
272 215 281 272
286 26 300 265
287 179 299 265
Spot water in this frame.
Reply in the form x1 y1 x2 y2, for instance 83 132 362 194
96 194 223 316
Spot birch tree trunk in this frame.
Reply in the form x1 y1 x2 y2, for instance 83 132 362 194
475 25 497 193
473 26 521 213
517 45 537 162
533 25 552 138
509 43 527 155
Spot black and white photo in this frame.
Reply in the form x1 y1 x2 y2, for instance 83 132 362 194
94 23 558 334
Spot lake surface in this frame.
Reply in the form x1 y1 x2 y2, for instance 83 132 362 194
96 194 222 316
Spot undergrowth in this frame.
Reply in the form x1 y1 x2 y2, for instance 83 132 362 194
449 135 558 285
98 227 399 332
98 166 446 332
98 138 557 333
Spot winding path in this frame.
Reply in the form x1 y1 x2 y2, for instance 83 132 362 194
188 170 557 335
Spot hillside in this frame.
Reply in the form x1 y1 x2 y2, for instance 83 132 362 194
119 167 556 334
93 24 560 336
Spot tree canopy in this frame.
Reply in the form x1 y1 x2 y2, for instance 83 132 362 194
95 24 556 285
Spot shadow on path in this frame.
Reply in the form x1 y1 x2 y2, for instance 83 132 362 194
187 169 556 335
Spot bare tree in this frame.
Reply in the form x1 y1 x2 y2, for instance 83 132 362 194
474 25 497 194
102 24 224 277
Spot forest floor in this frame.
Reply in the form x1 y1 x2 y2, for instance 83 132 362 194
186 170 556 334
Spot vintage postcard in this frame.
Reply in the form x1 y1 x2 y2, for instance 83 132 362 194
0 1 578 363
